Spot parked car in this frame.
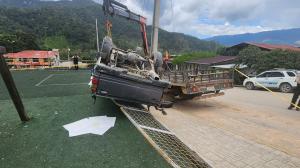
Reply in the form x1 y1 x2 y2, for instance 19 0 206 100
243 69 298 93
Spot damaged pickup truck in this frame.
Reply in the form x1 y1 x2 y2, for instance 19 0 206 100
91 37 170 107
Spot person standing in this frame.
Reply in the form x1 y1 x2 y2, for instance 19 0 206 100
288 71 300 111
72 55 79 70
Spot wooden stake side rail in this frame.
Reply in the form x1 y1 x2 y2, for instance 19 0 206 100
162 70 233 86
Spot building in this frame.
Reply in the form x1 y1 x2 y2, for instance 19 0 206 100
228 42 300 52
185 56 237 66
170 56 238 71
4 50 60 69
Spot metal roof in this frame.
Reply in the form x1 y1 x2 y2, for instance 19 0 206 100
185 56 237 65
4 50 58 59
242 42 300 52
211 64 247 69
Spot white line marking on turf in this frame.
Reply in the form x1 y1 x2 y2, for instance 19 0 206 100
41 83 88 86
35 74 54 87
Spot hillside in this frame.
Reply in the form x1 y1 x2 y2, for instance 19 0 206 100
207 28 300 47
0 0 220 58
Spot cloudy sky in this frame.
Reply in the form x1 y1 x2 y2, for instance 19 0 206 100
95 0 300 39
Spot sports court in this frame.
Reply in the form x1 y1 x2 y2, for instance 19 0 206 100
0 70 170 168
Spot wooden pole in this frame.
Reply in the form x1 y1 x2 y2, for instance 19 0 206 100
0 46 30 122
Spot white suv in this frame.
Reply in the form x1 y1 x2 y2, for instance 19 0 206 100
243 69 298 93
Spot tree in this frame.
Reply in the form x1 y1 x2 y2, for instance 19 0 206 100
238 46 300 73
238 46 266 72
0 32 39 53
43 36 69 50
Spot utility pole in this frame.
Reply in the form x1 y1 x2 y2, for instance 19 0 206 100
96 19 100 52
0 46 30 122
151 0 160 58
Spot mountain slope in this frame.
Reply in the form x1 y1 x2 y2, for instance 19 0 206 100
0 0 220 54
207 28 300 47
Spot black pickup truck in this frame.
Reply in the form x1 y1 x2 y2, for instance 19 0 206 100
90 63 170 107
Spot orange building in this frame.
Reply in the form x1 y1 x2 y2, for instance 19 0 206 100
4 50 59 69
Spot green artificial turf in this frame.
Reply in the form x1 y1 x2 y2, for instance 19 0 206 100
0 70 170 168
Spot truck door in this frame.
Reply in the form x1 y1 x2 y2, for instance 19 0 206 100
255 72 270 87
287 71 297 87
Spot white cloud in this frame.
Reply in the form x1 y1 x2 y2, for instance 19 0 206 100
207 0 263 22
295 41 300 47
191 23 272 37
99 0 300 38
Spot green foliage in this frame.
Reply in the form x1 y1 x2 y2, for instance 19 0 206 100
238 46 300 73
217 47 240 56
0 3 220 58
43 36 69 50
238 46 267 70
172 51 216 65
216 47 226 55
0 32 40 52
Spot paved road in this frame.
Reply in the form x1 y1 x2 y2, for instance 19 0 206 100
151 87 300 168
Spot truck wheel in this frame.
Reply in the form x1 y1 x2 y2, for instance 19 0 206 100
245 82 255 90
280 83 292 93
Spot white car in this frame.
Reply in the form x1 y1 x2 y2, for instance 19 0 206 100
243 70 298 93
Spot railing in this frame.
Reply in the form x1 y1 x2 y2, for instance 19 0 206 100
162 69 233 85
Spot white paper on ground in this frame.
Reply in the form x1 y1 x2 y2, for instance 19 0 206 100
90 117 116 135
63 116 116 137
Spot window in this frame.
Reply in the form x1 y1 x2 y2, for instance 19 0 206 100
269 72 284 77
257 72 269 78
44 58 49 62
33 58 39 62
20 58 28 62
287 72 296 77
5 58 13 62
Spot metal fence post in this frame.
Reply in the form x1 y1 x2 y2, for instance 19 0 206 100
0 46 30 122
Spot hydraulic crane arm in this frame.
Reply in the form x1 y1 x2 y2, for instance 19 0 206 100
103 0 149 56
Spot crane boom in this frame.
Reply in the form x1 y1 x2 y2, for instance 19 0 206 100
102 0 149 56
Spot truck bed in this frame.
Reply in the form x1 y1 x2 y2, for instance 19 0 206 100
162 69 233 95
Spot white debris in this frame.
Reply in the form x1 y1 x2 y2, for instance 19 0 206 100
88 76 93 87
63 116 116 137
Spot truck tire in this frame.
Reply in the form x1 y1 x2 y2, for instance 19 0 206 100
245 82 255 90
280 83 292 93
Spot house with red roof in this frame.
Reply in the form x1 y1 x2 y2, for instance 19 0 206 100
4 50 60 68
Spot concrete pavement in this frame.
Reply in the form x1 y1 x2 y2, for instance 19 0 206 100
151 87 300 168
